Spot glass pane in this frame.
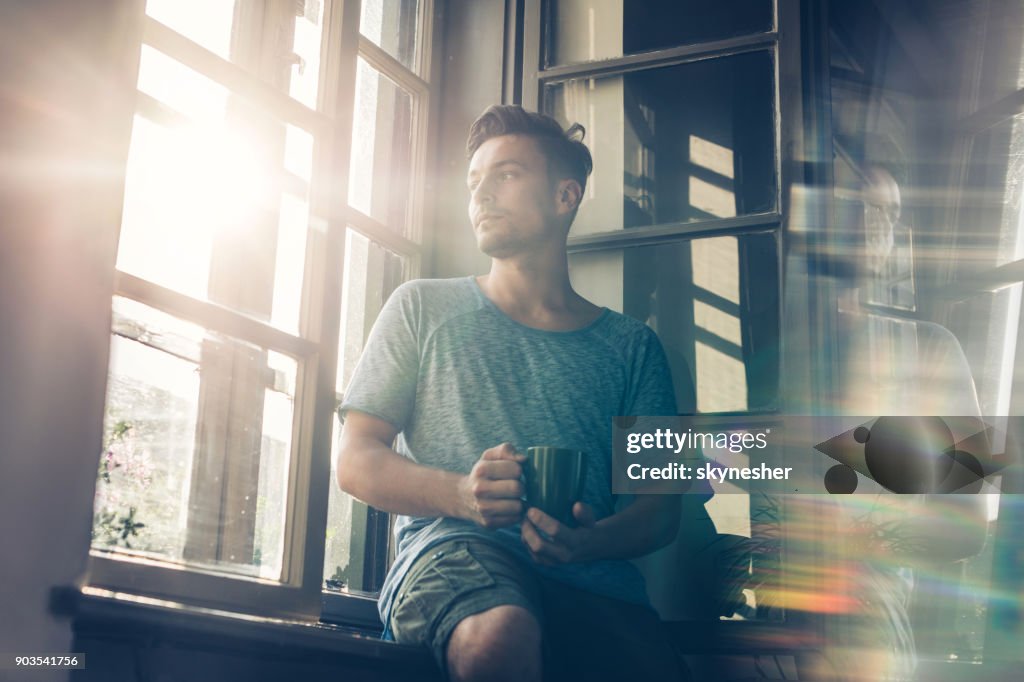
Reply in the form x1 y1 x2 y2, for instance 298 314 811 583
289 0 326 108
547 0 773 66
146 0 236 60
136 46 230 123
960 114 1024 270
568 232 780 413
547 51 776 236
360 0 422 73
324 229 407 591
348 59 415 234
146 0 327 109
960 0 1024 112
120 69 313 334
93 298 297 580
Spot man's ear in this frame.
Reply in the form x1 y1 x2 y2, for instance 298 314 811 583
554 178 583 215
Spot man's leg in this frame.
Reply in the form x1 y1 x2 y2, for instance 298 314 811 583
540 578 691 681
446 604 541 682
389 540 543 681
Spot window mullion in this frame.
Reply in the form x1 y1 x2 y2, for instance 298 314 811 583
566 214 781 253
142 15 331 136
346 207 423 257
357 35 429 97
295 0 364 607
113 271 318 358
536 32 778 85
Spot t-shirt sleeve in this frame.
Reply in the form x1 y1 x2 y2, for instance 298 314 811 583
625 326 716 500
624 326 678 417
338 282 421 431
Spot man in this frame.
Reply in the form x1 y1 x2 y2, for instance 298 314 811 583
336 105 687 681
796 154 990 681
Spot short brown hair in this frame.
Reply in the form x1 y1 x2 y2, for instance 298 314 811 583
466 105 593 195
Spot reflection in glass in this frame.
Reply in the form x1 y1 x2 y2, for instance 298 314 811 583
348 59 415 233
547 0 773 66
94 298 296 581
360 0 422 73
324 229 406 591
568 232 779 413
547 51 776 235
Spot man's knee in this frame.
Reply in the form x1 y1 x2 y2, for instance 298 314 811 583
446 605 541 682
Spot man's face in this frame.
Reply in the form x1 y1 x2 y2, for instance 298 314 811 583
466 134 564 258
861 166 902 276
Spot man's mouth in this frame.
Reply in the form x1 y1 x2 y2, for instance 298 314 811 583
476 213 504 227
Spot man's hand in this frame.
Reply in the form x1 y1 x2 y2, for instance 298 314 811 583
521 502 601 566
456 443 527 529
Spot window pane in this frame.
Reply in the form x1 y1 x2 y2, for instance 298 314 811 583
146 0 327 109
136 45 230 123
955 0 1024 112
348 59 415 234
568 233 780 413
959 114 1024 270
289 0 326 108
547 51 777 236
93 298 297 581
146 0 236 60
324 229 407 591
360 0 422 73
119 83 314 333
547 0 773 66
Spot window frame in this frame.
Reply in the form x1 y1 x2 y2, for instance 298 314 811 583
520 0 786 340
524 0 786 411
87 0 439 624
515 0 807 630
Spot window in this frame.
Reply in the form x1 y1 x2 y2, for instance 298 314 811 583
90 0 437 621
825 0 1024 667
525 0 785 622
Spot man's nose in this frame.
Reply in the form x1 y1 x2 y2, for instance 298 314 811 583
471 179 495 207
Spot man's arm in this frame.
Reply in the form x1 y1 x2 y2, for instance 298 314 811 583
337 410 527 528
520 495 681 566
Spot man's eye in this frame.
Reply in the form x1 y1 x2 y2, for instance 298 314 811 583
500 172 515 181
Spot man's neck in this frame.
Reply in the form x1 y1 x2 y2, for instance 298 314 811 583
477 253 602 331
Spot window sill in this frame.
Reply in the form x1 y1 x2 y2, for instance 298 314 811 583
51 586 433 669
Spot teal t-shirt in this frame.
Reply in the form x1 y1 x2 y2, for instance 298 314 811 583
339 276 678 624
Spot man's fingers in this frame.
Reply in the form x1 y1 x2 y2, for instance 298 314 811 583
520 518 550 554
526 507 564 538
482 442 525 461
479 498 523 517
573 502 596 528
475 460 523 481
521 520 568 563
474 478 525 499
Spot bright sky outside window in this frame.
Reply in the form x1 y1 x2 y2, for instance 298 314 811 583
91 0 432 615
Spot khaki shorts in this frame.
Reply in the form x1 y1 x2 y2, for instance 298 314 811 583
388 538 688 681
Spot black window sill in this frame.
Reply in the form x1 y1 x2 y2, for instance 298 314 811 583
51 586 434 670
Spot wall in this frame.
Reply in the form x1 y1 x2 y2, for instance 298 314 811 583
0 2 142 677
427 0 509 279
